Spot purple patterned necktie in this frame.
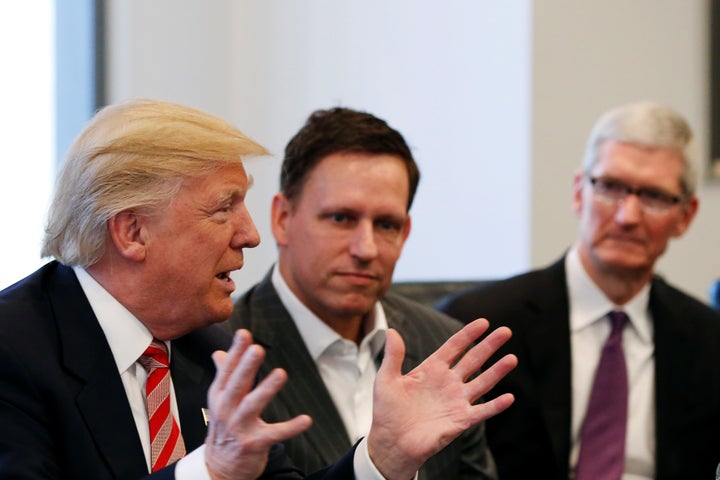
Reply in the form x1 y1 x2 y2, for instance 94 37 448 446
575 310 628 480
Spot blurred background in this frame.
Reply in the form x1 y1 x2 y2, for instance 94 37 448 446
3 0 719 305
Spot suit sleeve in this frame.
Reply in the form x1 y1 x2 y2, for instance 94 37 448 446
0 340 62 478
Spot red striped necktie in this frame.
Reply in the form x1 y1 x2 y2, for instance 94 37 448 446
139 339 186 471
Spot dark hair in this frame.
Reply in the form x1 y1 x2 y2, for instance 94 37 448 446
281 107 420 210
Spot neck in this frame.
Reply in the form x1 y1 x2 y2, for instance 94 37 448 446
322 314 370 345
580 257 652 306
86 257 177 340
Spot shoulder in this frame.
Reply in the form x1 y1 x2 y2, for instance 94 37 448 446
0 262 72 345
382 291 464 338
651 276 720 327
436 260 566 322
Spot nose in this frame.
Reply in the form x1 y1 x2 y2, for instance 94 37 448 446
349 221 378 261
613 193 643 225
231 205 261 249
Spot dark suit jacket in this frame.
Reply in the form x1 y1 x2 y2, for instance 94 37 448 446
0 262 354 479
436 257 720 480
227 270 497 480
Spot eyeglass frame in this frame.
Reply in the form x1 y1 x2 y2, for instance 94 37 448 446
585 175 687 214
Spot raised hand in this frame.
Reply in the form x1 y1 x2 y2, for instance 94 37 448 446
367 318 517 480
204 329 312 480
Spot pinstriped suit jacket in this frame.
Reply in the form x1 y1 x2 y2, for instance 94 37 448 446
0 261 357 479
227 269 498 480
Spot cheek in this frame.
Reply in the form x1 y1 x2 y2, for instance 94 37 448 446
378 243 404 269
647 223 678 249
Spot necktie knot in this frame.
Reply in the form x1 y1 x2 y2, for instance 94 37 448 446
608 310 629 333
139 339 169 373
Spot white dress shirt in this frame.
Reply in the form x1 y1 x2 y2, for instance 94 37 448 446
565 248 655 480
272 265 387 443
74 267 210 479
76 266 382 479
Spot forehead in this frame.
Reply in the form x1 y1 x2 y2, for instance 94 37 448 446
593 141 685 190
299 152 410 203
178 163 250 199
297 152 410 214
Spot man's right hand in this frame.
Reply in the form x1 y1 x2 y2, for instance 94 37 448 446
204 329 312 480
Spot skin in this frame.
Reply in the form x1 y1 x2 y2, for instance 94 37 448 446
207 321 517 480
572 140 698 305
88 163 261 340
88 158 518 479
272 152 412 343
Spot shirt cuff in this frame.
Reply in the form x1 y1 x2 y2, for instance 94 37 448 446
175 445 211 480
353 437 418 480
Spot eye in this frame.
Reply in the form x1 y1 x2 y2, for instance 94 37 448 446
330 213 349 223
376 219 401 231
640 189 666 202
598 179 626 194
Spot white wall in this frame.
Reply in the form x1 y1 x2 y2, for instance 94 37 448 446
105 0 720 303
532 0 720 302
106 0 533 296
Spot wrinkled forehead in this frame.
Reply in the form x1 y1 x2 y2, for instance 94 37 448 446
593 141 686 189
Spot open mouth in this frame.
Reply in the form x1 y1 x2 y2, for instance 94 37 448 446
216 271 231 281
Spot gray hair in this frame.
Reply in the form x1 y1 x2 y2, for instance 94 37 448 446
582 101 697 196
42 98 268 266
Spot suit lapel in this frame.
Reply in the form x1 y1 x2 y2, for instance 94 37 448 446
518 259 573 473
377 300 421 372
650 278 708 478
247 275 352 465
51 264 149 479
170 329 226 451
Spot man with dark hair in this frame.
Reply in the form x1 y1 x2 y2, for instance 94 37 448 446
229 107 500 478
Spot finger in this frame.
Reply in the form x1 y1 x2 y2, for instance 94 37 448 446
210 330 253 393
376 329 406 380
226 368 313 442
262 414 314 444
465 353 518 403
213 329 252 389
452 326 512 380
221 343 266 407
228 368 288 424
429 318 491 366
465 392 516 425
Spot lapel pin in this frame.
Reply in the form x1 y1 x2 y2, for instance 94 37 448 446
201 408 210 426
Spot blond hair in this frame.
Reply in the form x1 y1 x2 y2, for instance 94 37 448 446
42 98 268 266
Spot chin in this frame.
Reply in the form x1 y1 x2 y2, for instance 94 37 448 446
205 301 234 324
598 254 651 273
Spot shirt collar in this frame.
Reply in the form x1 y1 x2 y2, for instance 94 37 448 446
566 247 652 343
73 266 160 374
271 264 387 361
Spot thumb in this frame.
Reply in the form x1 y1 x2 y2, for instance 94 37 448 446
211 350 228 369
377 328 406 379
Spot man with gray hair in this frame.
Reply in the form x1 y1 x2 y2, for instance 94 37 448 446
438 101 720 480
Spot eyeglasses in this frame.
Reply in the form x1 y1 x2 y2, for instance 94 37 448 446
587 176 685 214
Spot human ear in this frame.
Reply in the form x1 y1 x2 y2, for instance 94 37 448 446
107 211 147 262
270 193 292 247
672 196 699 238
571 170 586 217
